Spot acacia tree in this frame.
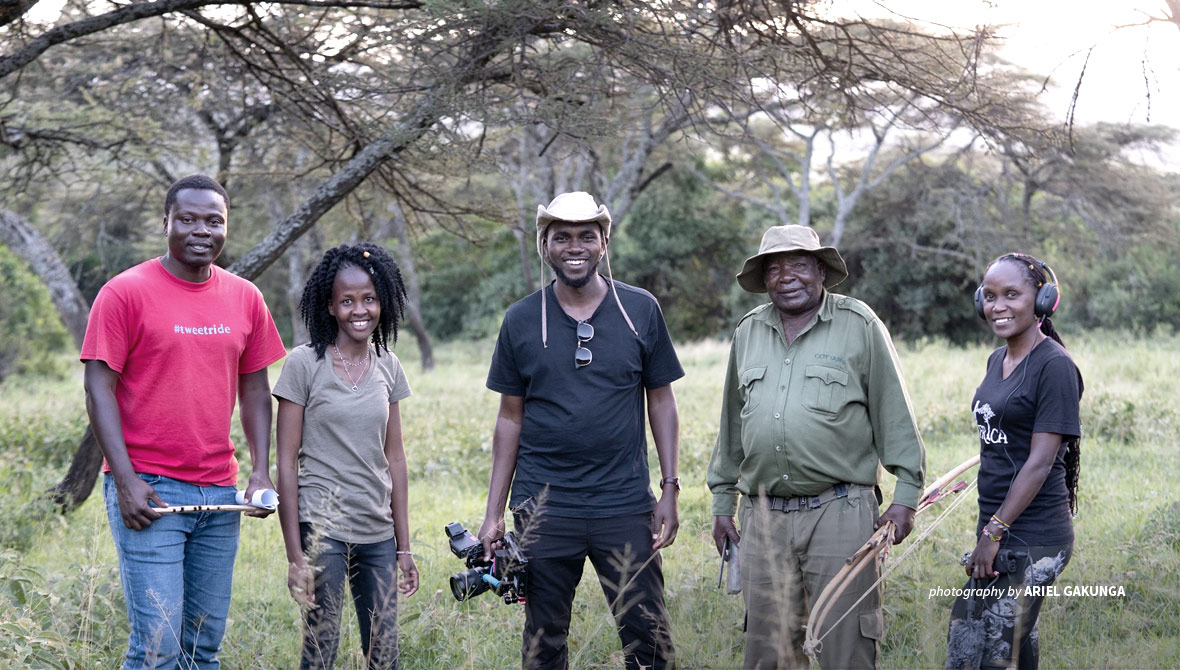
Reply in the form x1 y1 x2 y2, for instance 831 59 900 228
2 0 1016 510
678 14 1049 246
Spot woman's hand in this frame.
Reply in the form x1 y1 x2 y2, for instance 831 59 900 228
965 536 1001 579
288 559 315 608
397 553 419 597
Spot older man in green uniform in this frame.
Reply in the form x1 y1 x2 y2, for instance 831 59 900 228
708 225 925 669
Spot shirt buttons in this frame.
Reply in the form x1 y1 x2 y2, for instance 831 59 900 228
775 445 782 452
784 358 791 364
774 412 781 419
782 474 790 480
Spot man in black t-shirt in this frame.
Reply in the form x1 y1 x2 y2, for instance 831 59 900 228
479 191 684 670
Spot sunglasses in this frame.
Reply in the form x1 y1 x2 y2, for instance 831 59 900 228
575 321 594 369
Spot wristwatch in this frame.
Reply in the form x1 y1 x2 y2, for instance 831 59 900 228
660 476 681 492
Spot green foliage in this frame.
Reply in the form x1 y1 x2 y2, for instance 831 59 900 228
417 223 529 340
1079 242 1180 334
0 246 71 382
839 162 986 344
613 168 763 341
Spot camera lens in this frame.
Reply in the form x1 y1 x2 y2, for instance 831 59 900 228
449 567 490 601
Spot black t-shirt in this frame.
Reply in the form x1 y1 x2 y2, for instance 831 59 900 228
972 338 1082 546
487 279 685 518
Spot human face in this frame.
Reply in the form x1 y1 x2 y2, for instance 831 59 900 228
979 259 1040 341
544 221 605 288
329 264 381 347
162 188 228 282
764 251 826 318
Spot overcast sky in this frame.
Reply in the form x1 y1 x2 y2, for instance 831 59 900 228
844 0 1180 125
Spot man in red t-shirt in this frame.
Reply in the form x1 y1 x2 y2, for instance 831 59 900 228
81 174 287 669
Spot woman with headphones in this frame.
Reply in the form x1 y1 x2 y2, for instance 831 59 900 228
946 254 1084 670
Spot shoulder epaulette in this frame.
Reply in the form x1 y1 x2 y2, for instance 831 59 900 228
737 302 773 327
829 294 877 324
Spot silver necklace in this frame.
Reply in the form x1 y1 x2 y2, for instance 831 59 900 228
332 343 370 391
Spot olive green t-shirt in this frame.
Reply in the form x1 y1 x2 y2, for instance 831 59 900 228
273 344 412 543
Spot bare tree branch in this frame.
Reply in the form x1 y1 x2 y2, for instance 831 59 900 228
0 0 423 79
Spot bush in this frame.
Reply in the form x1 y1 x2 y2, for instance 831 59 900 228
1079 244 1180 334
418 224 529 340
0 246 71 382
613 168 763 340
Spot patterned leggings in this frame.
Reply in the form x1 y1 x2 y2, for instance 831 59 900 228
945 541 1073 670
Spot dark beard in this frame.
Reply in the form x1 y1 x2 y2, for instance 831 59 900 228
549 259 599 288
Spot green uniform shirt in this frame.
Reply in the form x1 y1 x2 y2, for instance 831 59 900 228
707 291 926 516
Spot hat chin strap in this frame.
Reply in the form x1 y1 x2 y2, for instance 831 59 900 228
604 249 639 339
541 253 549 347
540 247 638 348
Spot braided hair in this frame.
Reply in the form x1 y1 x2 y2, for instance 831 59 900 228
993 253 1084 514
300 243 406 360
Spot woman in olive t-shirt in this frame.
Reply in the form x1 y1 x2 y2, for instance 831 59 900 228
274 243 418 670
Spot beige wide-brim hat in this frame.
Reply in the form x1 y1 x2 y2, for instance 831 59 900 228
532 192 639 346
736 225 848 293
535 191 612 259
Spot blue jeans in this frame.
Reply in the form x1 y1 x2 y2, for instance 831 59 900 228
104 473 241 670
299 523 400 670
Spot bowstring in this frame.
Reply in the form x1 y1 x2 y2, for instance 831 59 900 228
810 478 979 646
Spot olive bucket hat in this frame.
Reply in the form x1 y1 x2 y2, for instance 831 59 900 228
736 225 849 293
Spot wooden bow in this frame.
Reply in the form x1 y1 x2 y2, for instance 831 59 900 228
802 454 981 660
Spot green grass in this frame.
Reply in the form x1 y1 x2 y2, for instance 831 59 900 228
1 332 1178 668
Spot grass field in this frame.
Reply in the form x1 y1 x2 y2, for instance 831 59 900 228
1 332 1178 668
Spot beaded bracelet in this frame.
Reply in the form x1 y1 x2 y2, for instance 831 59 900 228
982 527 1003 542
395 550 413 556
989 514 1011 531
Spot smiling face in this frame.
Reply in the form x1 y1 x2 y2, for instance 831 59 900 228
162 188 228 282
763 251 826 318
979 259 1040 341
544 221 605 288
329 264 381 346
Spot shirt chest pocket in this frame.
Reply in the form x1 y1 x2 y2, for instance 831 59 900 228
803 365 849 416
738 366 767 417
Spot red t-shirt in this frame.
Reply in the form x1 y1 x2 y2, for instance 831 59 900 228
81 258 287 486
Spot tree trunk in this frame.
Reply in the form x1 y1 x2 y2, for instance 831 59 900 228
511 127 539 294
284 229 312 346
0 209 90 348
46 424 104 511
383 203 434 371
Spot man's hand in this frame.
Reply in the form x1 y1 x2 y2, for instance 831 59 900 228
477 514 506 562
243 469 276 518
651 493 679 550
876 504 916 544
711 515 741 555
114 474 165 530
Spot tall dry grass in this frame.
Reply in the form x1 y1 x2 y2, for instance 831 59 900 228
1 331 1177 668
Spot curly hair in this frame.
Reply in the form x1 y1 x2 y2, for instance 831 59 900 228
300 243 406 360
991 253 1084 513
